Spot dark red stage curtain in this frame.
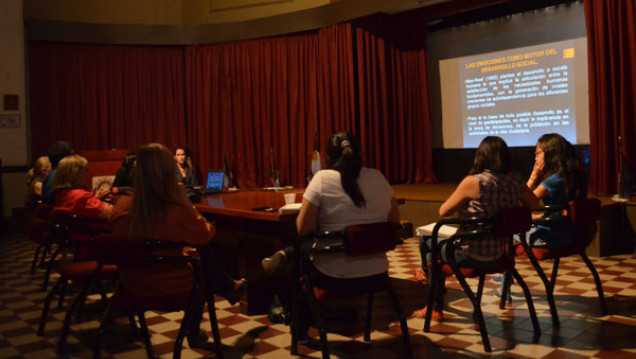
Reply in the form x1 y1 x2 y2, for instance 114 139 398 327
584 0 636 194
28 42 186 160
185 24 355 188
355 24 437 184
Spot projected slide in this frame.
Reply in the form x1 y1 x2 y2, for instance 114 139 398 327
439 38 588 148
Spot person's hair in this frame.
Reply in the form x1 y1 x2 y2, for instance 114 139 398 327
326 131 365 207
52 155 88 190
130 143 189 239
537 133 587 197
47 141 73 168
122 153 137 169
26 156 52 184
469 136 512 175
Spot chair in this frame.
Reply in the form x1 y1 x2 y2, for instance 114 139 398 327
41 209 111 290
92 234 224 359
424 207 540 353
510 198 607 326
28 204 55 274
290 222 412 359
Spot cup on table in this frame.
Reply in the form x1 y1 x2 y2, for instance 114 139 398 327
284 193 296 205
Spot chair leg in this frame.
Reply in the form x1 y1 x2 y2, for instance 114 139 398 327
453 272 491 352
511 269 540 335
38 278 64 336
57 280 69 309
527 254 559 326
137 313 155 358
364 292 374 342
581 254 608 315
423 264 439 332
550 258 560 292
206 299 224 359
303 274 330 359
94 299 115 359
128 314 139 338
58 285 90 354
30 245 44 274
42 246 63 291
476 275 485 304
386 283 412 359
499 271 513 310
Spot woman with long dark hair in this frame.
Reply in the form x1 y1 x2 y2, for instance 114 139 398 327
413 136 537 321
174 146 198 188
526 133 586 248
110 143 245 348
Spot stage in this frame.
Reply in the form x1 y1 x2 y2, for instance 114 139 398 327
390 183 636 258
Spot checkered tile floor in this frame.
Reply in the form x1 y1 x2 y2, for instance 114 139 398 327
1 221 636 358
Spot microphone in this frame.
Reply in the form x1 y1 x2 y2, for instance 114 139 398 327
111 186 133 195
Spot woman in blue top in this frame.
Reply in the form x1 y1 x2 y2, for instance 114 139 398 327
526 133 587 249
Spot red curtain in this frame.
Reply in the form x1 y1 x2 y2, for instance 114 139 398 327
584 0 636 194
185 34 320 188
186 24 356 188
355 22 437 184
28 42 186 159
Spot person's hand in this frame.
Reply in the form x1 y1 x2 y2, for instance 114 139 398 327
527 157 544 189
95 187 112 202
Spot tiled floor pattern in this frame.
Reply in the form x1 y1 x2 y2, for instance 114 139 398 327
1 224 635 358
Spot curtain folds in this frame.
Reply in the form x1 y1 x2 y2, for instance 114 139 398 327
355 23 437 184
584 0 636 194
29 21 437 187
28 42 186 158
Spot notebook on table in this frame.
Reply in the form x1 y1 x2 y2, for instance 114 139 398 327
204 170 225 194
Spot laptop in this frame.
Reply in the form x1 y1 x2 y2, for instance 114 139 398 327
204 170 225 194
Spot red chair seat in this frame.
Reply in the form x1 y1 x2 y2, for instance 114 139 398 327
440 256 514 277
57 262 118 283
514 242 585 260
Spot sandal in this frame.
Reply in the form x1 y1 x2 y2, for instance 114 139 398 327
415 268 429 283
412 306 443 322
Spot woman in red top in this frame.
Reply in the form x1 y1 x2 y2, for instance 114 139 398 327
53 154 112 218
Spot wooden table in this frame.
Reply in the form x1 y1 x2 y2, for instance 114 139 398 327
195 189 303 315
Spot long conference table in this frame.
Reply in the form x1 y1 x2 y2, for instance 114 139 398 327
194 189 304 315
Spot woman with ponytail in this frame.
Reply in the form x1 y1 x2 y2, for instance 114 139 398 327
296 131 400 278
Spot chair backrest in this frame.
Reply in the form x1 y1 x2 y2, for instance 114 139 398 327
93 233 146 267
494 207 532 236
344 222 398 256
568 198 601 227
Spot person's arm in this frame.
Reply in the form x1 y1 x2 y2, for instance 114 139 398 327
387 197 400 224
439 175 479 217
33 181 43 196
98 203 114 219
296 198 319 236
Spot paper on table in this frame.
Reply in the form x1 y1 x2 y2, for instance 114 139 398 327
279 203 302 213
416 223 458 238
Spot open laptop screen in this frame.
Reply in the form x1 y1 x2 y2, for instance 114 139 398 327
206 171 225 191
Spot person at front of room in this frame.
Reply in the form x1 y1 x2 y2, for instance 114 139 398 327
412 136 537 321
53 154 113 219
175 146 199 188
41 141 74 205
293 131 400 337
108 143 246 349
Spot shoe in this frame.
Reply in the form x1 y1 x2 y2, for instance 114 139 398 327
187 331 211 349
226 279 247 305
412 306 443 322
262 250 287 275
415 268 429 283
267 295 286 324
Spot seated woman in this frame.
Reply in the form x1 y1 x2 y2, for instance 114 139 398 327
53 154 113 219
109 143 245 348
175 146 198 188
25 156 51 210
112 152 136 188
526 133 587 249
413 136 537 321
